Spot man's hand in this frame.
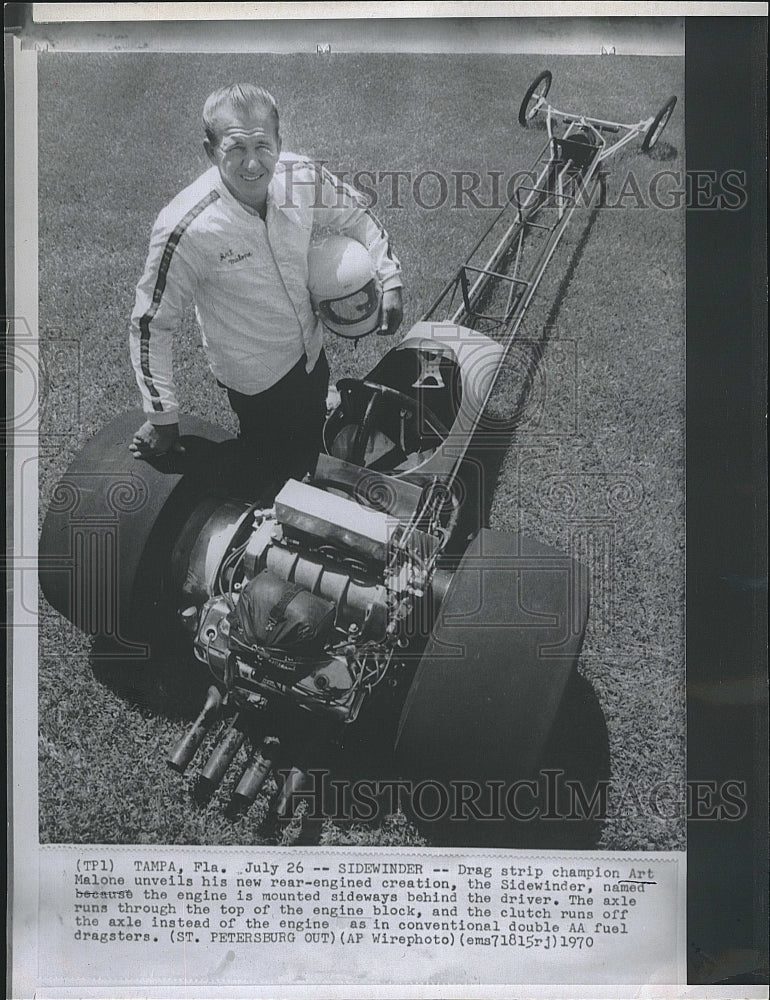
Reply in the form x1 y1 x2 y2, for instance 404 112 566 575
325 386 342 415
379 287 403 336
129 420 184 459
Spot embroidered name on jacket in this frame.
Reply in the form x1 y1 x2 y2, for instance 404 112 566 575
219 248 254 265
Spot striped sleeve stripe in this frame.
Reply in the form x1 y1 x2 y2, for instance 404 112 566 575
364 206 396 263
319 164 397 266
139 190 220 411
321 163 357 203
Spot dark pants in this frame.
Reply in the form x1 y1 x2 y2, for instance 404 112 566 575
224 350 330 483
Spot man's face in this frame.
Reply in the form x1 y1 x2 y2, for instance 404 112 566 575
205 108 281 212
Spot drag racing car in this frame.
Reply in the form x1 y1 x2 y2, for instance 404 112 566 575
38 73 676 841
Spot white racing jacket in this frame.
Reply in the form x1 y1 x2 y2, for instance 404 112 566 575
130 153 403 424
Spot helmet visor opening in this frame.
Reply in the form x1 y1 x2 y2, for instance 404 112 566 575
318 279 380 326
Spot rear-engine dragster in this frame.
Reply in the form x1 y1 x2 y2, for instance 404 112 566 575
39 72 676 836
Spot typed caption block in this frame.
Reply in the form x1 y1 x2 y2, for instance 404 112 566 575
39 846 685 988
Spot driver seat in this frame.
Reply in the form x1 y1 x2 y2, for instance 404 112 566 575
329 424 406 469
328 381 407 470
326 380 443 473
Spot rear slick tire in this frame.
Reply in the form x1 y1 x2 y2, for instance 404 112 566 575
394 527 596 847
39 409 241 664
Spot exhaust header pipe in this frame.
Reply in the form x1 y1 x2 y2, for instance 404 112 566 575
229 738 280 814
196 714 246 795
166 685 223 773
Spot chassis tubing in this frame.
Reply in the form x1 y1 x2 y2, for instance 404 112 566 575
395 527 589 786
39 409 234 655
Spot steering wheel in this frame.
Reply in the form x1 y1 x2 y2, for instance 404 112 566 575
336 378 450 468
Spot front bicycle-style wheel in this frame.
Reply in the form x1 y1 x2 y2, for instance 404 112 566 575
518 70 552 127
641 95 677 151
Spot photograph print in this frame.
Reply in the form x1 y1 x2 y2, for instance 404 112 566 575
37 41 686 853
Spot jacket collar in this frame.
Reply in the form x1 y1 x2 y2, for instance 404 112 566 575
269 156 306 227
210 156 305 227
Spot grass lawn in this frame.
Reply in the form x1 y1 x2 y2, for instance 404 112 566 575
38 52 685 849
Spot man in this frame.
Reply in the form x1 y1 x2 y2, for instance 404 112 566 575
129 83 403 479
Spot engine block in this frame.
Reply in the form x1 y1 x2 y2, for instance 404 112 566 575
189 477 445 725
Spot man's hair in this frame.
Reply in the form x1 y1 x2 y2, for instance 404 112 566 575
202 84 280 146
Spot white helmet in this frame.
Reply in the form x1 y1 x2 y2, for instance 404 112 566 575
308 235 382 340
